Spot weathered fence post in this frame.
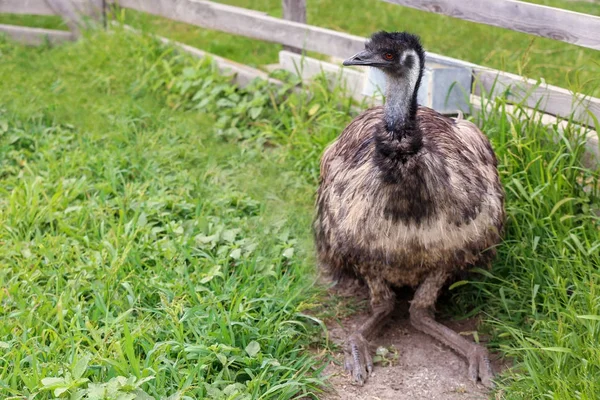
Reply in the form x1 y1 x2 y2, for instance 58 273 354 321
282 0 306 53
45 0 105 36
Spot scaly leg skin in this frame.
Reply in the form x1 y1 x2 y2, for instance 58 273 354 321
409 269 494 388
344 277 395 385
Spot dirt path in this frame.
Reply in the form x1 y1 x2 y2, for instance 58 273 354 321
320 288 505 400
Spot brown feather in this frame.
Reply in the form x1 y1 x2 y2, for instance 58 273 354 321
313 105 505 288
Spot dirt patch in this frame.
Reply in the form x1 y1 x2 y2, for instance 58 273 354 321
319 287 506 400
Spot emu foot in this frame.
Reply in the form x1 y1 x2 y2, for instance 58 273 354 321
343 332 373 385
467 344 494 388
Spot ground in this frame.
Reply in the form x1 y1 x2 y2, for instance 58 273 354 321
324 319 490 400
317 285 507 400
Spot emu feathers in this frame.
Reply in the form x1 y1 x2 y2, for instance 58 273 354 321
315 106 504 287
313 30 505 387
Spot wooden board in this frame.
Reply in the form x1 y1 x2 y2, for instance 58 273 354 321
279 50 368 99
470 95 599 170
0 23 73 45
172 41 283 88
0 0 55 15
119 24 282 88
121 21 600 169
424 52 600 128
282 0 306 23
116 0 367 59
45 0 84 33
473 68 600 127
382 0 600 51
45 0 104 34
282 0 306 53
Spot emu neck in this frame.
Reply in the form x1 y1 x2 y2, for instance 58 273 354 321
383 68 420 134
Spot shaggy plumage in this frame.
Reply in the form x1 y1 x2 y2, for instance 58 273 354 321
313 31 505 387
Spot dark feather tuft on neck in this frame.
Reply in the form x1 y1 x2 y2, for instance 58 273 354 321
368 31 426 163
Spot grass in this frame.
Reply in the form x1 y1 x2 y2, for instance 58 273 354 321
0 31 336 399
1 24 600 399
452 97 600 398
2 0 598 97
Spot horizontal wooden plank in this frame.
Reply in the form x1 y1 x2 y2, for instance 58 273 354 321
473 68 600 128
382 0 600 51
279 50 366 97
171 41 283 88
116 0 599 127
119 24 282 88
0 23 73 45
116 0 367 59
421 53 599 128
0 0 55 15
470 95 599 170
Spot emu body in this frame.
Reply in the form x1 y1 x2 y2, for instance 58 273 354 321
313 32 504 387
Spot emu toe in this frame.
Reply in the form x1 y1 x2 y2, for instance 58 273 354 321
343 332 373 385
467 344 494 388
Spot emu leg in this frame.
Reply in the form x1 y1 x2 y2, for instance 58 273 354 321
409 269 494 387
344 277 395 385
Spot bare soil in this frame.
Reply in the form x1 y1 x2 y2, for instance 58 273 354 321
319 285 507 400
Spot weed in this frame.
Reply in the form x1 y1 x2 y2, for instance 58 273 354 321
0 31 325 399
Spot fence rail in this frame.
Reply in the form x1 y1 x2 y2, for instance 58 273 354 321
473 69 600 125
383 0 600 51
116 0 367 59
0 0 54 15
0 0 599 133
0 23 73 44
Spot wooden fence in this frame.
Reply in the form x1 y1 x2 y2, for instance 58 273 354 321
382 0 600 51
1 0 599 138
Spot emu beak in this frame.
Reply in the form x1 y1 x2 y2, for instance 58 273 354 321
343 50 378 66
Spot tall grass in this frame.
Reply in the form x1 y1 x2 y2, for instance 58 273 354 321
0 30 328 399
463 99 600 398
0 27 599 399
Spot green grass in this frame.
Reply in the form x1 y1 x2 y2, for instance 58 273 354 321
453 97 600 398
1 26 600 399
1 0 599 97
0 31 332 399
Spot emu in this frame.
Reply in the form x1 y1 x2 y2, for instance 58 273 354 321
313 31 504 387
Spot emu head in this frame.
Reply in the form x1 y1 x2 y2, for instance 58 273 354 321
343 31 425 80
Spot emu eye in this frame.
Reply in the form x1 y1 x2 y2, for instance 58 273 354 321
383 52 394 60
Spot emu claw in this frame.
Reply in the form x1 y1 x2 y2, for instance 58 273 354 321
467 344 494 388
343 333 373 385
